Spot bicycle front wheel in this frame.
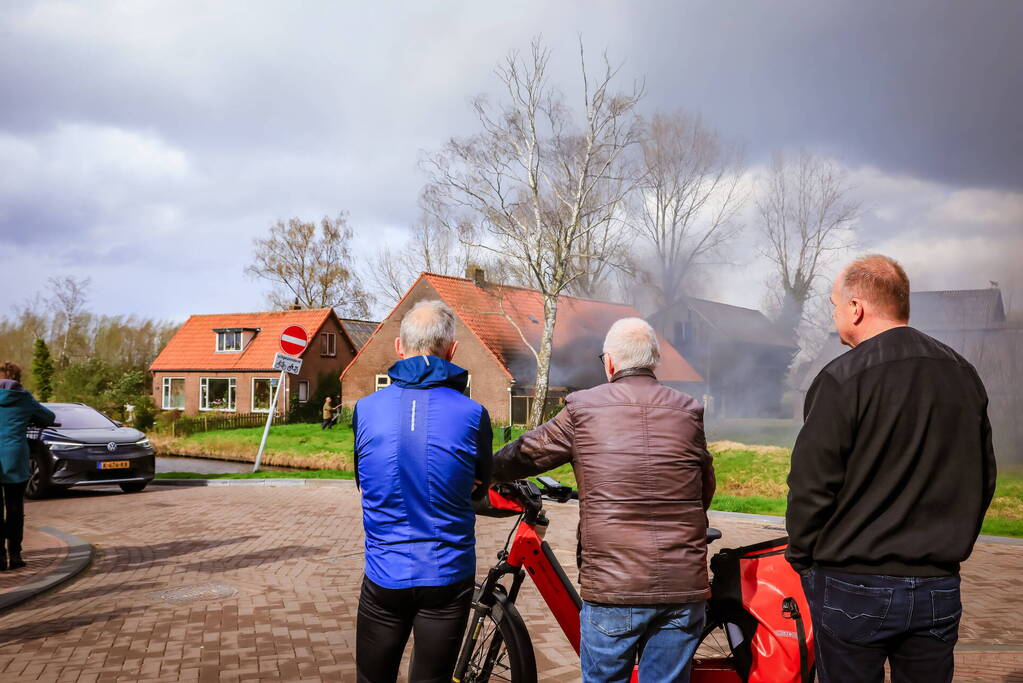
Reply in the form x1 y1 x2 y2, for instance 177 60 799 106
457 597 536 683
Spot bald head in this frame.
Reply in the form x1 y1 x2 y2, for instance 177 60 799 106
603 318 661 374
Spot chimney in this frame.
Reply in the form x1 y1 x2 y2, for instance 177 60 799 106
290 298 302 310
466 266 486 288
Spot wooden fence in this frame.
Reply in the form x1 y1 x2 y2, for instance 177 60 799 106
166 412 289 438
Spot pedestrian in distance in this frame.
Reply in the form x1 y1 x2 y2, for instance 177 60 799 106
0 361 56 571
320 395 334 430
786 254 997 683
494 318 716 683
352 300 493 683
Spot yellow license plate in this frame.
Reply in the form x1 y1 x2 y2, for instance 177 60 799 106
99 460 130 470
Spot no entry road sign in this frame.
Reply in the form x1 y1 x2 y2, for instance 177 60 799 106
280 325 309 355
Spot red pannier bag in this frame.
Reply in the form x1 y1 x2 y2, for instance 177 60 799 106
708 537 815 683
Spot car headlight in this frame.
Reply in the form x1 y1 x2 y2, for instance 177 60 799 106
46 441 86 451
135 438 152 449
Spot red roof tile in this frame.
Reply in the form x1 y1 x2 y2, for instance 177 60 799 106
150 309 336 371
419 274 702 385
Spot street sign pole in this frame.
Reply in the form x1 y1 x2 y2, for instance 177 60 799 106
253 369 286 473
253 327 309 473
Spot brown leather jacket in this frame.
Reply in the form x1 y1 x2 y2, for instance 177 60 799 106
494 368 715 605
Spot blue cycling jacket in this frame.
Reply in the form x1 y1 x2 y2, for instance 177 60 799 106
353 355 492 589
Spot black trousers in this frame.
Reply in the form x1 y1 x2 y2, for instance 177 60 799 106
802 567 961 683
356 575 473 683
0 481 27 559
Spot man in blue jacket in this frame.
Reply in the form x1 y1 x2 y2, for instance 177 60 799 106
353 300 492 683
0 361 55 571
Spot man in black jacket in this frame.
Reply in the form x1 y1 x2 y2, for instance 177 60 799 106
786 255 997 683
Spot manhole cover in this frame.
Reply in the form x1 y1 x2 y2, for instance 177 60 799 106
149 583 238 603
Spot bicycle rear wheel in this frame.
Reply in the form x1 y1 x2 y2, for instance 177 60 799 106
457 597 536 683
695 617 744 678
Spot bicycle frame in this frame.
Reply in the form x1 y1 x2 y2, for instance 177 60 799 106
459 480 741 683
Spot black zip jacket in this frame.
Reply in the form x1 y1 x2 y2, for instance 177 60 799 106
785 326 997 576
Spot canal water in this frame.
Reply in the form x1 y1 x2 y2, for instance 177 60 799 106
156 455 304 474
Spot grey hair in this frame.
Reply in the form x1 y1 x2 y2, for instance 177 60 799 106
603 318 660 371
400 300 457 356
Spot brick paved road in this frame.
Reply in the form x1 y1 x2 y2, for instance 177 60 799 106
0 484 1020 682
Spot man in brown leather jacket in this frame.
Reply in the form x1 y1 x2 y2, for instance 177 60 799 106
494 318 715 682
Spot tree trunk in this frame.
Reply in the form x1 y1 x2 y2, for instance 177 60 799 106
528 294 559 429
777 289 805 346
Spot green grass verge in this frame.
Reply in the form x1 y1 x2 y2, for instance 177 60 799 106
157 423 1023 538
158 422 525 468
543 451 1023 538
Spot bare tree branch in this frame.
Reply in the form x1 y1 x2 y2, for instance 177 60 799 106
246 213 369 317
423 35 642 426
756 151 859 345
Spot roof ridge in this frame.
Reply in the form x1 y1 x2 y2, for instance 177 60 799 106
421 272 632 307
913 289 1000 296
687 296 765 315
186 308 334 318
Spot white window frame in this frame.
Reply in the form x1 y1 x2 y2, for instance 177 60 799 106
298 380 310 403
320 332 337 357
216 331 242 353
200 377 237 411
162 377 186 410
375 374 391 392
251 377 276 413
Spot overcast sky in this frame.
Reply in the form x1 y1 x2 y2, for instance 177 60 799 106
2 0 1021 322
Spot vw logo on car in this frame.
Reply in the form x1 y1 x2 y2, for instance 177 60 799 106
25 402 155 499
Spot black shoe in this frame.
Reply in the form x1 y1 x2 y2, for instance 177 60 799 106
8 554 25 570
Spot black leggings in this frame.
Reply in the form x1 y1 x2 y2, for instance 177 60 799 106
356 575 473 683
0 481 27 558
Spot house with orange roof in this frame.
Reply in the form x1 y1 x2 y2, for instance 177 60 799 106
150 309 377 416
340 269 702 425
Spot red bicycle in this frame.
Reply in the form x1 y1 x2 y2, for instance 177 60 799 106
453 478 814 683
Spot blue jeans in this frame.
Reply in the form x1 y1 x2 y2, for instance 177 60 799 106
580 600 706 683
801 568 961 683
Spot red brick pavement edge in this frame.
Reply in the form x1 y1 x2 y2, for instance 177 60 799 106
0 526 92 613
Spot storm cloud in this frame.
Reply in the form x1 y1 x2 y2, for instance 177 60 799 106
0 1 1020 319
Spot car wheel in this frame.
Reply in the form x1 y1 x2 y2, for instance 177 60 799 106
119 481 148 494
24 456 50 499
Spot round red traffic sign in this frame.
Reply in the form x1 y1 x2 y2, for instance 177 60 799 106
280 325 309 355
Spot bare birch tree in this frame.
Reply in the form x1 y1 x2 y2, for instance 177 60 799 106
246 213 369 317
47 276 91 366
425 37 642 427
756 152 858 343
631 111 747 317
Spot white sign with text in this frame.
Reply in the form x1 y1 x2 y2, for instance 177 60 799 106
273 352 303 375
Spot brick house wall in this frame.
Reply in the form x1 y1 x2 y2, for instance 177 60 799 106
341 278 514 423
151 314 356 416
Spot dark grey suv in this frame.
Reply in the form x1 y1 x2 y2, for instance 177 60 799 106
26 403 156 499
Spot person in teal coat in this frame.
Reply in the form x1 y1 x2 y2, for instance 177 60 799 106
0 361 55 571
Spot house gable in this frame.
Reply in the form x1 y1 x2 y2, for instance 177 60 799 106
339 276 513 418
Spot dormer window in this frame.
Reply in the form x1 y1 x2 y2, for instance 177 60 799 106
217 331 242 352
